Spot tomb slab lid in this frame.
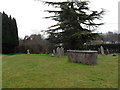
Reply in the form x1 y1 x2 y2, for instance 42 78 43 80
67 50 98 53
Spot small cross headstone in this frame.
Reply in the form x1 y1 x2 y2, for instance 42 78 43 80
27 49 30 54
100 46 104 55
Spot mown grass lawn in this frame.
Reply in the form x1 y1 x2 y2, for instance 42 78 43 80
2 54 118 88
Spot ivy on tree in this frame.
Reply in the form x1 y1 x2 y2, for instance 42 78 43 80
44 0 104 50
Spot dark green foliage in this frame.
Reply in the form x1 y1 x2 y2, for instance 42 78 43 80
2 12 19 54
86 43 120 53
44 0 104 50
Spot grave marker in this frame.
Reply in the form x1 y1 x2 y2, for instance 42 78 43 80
100 46 104 55
27 49 30 54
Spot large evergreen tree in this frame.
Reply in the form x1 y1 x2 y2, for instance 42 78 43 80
44 0 104 50
2 12 19 54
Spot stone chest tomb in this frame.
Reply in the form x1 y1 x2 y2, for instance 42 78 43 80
67 50 98 65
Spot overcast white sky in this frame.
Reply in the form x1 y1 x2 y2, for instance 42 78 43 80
0 0 119 38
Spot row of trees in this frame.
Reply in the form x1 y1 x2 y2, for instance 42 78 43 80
2 12 19 54
89 31 119 45
17 34 51 54
101 32 119 43
17 31 120 54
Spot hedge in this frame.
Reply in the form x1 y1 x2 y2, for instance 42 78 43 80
86 43 120 53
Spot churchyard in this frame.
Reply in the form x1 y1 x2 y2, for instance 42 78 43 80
1 0 119 88
2 54 118 88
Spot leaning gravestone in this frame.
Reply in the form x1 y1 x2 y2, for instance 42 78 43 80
100 46 104 55
27 49 30 54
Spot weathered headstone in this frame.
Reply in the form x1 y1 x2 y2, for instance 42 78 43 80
57 47 61 57
98 48 100 54
56 47 64 57
27 49 30 54
61 47 64 57
106 48 109 54
53 49 56 54
100 46 104 55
